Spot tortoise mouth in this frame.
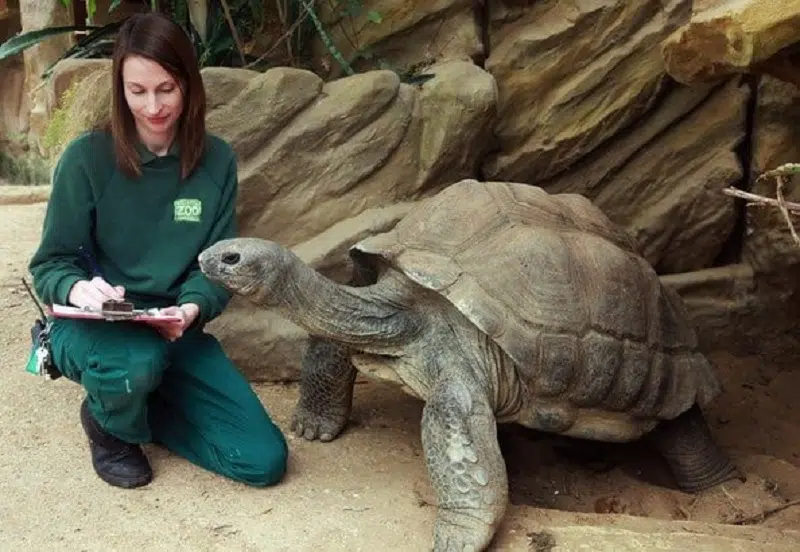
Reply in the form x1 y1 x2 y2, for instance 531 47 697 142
205 265 263 299
200 258 237 286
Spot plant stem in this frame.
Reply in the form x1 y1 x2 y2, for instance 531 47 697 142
246 6 310 68
299 0 354 75
218 0 246 65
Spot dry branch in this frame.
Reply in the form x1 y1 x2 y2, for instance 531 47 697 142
722 163 800 248
732 497 800 525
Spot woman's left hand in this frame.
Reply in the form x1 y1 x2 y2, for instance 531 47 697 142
157 303 200 341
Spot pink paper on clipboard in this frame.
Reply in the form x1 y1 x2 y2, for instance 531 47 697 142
48 304 183 327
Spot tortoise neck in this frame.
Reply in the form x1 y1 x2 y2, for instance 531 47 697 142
270 253 420 353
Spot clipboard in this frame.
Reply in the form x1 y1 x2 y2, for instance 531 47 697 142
48 303 183 327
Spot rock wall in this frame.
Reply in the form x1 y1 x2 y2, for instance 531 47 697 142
0 46 25 144
483 0 691 184
662 0 800 87
18 0 74 148
0 0 24 142
16 0 800 380
205 61 496 246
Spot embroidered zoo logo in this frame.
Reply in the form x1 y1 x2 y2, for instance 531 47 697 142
174 198 202 223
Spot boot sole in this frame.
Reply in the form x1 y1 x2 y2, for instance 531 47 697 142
91 464 153 489
80 399 153 489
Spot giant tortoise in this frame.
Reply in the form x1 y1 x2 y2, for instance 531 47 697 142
198 179 742 552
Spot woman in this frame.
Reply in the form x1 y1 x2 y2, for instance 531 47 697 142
28 12 288 489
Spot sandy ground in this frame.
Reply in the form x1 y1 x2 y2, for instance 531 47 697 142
2 189 800 551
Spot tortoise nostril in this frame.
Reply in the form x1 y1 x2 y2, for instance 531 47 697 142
221 252 240 265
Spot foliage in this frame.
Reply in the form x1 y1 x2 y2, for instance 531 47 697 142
301 0 434 84
166 0 267 67
297 0 353 75
41 80 79 156
0 25 94 61
42 69 113 160
0 150 51 186
0 0 434 83
0 0 268 73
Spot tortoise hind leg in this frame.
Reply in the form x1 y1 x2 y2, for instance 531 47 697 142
649 404 745 492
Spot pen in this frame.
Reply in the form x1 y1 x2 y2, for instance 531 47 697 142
79 246 127 306
78 246 104 279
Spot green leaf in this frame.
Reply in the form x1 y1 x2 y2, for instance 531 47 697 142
367 10 382 24
0 26 85 62
109 0 122 12
40 20 124 79
86 0 97 21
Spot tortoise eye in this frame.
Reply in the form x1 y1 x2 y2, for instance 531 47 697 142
221 252 240 265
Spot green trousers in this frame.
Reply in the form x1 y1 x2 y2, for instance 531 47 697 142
48 317 288 487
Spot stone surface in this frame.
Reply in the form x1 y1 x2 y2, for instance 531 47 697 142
661 262 800 365
200 66 259 110
0 3 25 142
662 0 800 86
43 66 112 158
312 0 483 79
482 0 692 184
580 78 748 274
206 60 497 248
660 264 757 352
0 57 25 142
741 77 800 273
47 58 112 113
539 75 749 275
290 200 420 282
19 0 74 151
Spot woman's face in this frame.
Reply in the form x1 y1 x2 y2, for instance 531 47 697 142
121 54 184 146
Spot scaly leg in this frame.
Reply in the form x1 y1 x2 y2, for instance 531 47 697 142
421 378 508 552
650 404 745 492
290 337 357 442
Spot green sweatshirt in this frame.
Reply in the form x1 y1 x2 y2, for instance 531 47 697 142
28 130 238 327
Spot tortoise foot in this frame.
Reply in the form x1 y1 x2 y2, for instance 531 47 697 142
290 402 348 442
291 337 356 442
651 404 745 492
433 512 496 552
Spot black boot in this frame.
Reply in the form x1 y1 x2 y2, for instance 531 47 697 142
80 398 153 488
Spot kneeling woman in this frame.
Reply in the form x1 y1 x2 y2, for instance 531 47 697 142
28 12 288 489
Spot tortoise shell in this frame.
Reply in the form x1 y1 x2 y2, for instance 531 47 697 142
351 180 721 423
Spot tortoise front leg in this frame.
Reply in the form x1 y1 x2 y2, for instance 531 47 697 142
290 337 357 442
421 377 508 552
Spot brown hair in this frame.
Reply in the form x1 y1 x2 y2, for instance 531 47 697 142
109 12 206 180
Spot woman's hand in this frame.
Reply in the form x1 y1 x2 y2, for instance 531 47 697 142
156 303 200 342
68 277 126 310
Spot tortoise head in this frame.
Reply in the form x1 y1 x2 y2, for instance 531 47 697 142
199 237 291 304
